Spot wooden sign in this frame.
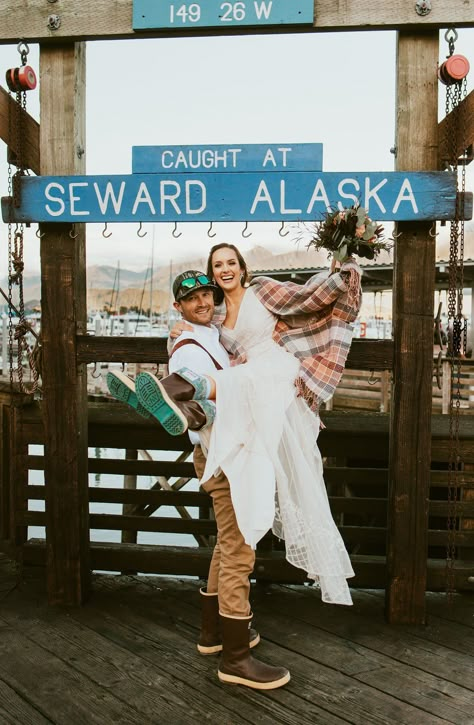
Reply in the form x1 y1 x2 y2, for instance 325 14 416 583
132 143 323 173
132 1 314 30
2 171 470 224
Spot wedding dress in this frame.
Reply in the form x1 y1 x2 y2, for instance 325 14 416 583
201 287 354 605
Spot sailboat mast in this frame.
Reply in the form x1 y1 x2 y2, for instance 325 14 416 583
149 225 155 328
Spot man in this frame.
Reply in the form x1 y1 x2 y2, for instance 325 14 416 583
107 271 289 689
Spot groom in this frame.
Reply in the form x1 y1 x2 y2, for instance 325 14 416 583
107 270 289 689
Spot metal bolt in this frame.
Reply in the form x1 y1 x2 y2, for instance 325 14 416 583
415 0 432 16
76 145 85 159
47 14 61 30
390 146 398 157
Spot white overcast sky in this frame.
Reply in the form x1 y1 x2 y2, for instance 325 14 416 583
0 28 473 273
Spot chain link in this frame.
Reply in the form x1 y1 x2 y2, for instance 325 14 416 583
445 49 467 598
5 45 40 396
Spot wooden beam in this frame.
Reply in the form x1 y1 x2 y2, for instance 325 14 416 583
75 336 394 370
386 31 439 625
0 87 40 174
0 1 472 43
40 43 90 606
438 89 474 168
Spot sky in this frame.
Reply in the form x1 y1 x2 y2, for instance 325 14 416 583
0 28 473 275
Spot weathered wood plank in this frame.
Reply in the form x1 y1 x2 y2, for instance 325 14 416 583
0 606 242 725
94 579 466 725
9 408 28 548
387 31 439 625
0 0 472 43
362 589 474 655
0 628 145 724
27 455 196 477
39 43 89 606
0 679 51 725
76 335 394 370
0 87 40 174
438 89 474 168
252 586 474 713
70 602 339 725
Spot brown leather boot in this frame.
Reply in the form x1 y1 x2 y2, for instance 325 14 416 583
218 614 290 689
136 372 215 436
197 589 260 655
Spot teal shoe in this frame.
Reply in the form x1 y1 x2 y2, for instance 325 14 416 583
135 371 188 435
106 370 152 420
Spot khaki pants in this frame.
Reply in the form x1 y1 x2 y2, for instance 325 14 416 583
194 445 255 617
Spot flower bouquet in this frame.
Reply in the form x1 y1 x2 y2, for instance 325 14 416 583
303 204 392 262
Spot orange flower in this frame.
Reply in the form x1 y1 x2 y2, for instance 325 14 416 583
355 224 366 238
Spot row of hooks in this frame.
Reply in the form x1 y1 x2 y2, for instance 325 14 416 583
34 220 291 240
34 221 438 241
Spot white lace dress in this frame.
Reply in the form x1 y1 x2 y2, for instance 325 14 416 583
201 287 354 605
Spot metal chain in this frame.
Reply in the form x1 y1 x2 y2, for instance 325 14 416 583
445 52 467 598
6 43 40 395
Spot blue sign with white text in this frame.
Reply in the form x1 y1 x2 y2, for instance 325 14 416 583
2 172 468 224
133 1 314 30
132 144 323 174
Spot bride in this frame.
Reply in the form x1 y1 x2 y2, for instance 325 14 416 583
136 242 361 607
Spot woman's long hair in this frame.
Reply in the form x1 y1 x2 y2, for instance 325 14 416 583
206 243 251 305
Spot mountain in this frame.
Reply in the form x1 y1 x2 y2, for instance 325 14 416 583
5 230 474 313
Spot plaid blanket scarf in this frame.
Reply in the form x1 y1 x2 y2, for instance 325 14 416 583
215 260 362 412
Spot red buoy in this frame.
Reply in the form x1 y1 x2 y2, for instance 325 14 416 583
5 65 37 92
438 54 470 85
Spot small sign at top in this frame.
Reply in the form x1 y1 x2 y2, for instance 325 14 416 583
133 1 314 30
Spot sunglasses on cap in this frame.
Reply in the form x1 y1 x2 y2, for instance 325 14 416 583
179 274 212 290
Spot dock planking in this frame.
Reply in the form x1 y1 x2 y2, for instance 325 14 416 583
0 554 472 724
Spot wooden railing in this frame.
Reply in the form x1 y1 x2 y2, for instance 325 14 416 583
1 384 473 592
329 358 474 414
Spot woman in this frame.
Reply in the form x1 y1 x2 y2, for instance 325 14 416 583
141 242 360 605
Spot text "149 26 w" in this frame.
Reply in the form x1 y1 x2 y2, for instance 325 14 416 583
169 2 274 24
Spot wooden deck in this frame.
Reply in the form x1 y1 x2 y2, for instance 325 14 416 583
0 554 473 724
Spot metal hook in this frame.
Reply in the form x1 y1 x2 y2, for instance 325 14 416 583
35 226 45 239
391 227 403 239
444 27 458 56
368 370 380 386
429 222 438 238
242 221 252 238
207 221 217 238
102 222 112 238
137 222 147 238
279 221 289 237
91 362 101 379
69 224 78 239
17 40 29 64
172 222 182 239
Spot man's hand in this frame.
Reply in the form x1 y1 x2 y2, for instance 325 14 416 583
170 320 194 339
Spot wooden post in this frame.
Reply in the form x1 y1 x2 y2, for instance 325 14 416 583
386 31 439 624
122 449 138 546
39 43 90 605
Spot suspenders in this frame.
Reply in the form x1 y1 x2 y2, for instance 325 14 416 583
170 338 224 371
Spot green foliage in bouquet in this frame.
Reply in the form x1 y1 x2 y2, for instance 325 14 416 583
306 204 393 262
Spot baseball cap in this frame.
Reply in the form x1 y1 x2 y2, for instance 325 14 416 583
172 270 218 302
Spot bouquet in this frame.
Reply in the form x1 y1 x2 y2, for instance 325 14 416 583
302 204 392 262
